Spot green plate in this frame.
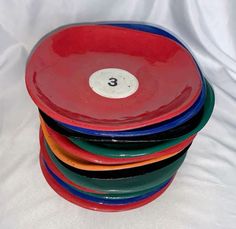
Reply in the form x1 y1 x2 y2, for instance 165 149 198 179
44 141 187 194
69 80 214 158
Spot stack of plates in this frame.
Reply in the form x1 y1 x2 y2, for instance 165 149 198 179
25 23 215 212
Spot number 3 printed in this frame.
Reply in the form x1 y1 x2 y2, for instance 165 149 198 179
108 77 118 86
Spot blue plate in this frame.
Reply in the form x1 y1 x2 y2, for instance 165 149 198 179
44 159 171 205
58 23 206 137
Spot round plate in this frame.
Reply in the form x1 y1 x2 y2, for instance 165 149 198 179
68 80 214 158
44 160 173 204
40 156 174 212
58 23 206 137
40 136 186 194
26 24 202 131
40 120 194 165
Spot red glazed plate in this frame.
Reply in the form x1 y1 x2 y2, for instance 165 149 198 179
26 25 201 131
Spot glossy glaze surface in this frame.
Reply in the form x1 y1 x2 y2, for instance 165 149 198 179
46 141 189 179
41 122 192 172
38 129 105 194
40 103 203 143
26 25 201 131
44 160 172 204
39 131 175 198
40 156 174 212
69 80 214 157
41 120 194 165
43 131 183 171
59 23 206 136
41 137 186 193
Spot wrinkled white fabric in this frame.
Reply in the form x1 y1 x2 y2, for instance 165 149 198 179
0 0 236 228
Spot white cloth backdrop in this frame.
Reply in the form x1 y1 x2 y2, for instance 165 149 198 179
0 0 236 228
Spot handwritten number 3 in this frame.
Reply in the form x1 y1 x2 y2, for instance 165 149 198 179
108 78 118 86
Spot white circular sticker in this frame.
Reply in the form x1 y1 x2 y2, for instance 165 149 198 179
89 68 139 99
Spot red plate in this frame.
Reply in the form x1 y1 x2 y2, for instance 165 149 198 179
26 25 201 131
40 155 174 212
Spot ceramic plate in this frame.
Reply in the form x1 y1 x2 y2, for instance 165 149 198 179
47 141 190 178
40 121 193 171
26 24 202 131
40 137 186 193
40 156 174 212
44 160 173 204
40 140 177 198
40 121 194 165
